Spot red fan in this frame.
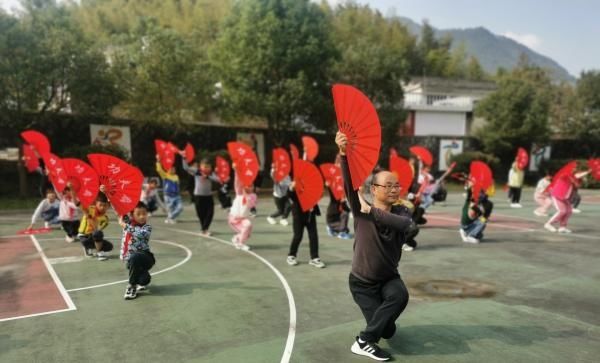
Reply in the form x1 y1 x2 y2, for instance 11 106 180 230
388 149 414 197
409 146 433 166
469 161 493 200
290 144 300 161
302 136 319 162
548 161 577 192
228 142 259 187
155 139 176 171
587 158 600 181
62 158 99 208
182 142 195 164
87 154 143 215
22 144 40 172
41 152 68 193
320 163 344 201
167 142 179 154
332 84 381 191
21 130 50 155
272 148 291 182
215 156 231 184
293 159 324 211
516 147 529 170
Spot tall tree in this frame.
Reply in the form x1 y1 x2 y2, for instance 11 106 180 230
210 0 335 136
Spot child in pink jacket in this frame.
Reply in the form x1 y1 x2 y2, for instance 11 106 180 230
545 169 589 233
228 168 257 251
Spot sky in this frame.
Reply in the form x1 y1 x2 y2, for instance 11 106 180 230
1 0 598 77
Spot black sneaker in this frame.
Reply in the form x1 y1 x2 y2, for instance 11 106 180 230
350 337 391 361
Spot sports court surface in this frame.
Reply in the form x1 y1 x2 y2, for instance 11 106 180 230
1 188 599 362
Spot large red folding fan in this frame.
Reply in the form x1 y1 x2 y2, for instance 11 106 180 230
469 161 493 200
319 163 344 201
21 130 51 155
302 136 319 162
388 148 414 197
155 139 176 171
290 144 300 161
332 84 381 191
409 146 433 167
42 152 68 193
87 154 143 215
62 158 100 208
182 142 195 164
22 144 40 173
227 142 259 187
215 156 231 184
272 148 291 183
588 158 600 181
293 159 324 211
516 147 529 170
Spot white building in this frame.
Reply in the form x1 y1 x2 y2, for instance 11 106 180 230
401 77 497 136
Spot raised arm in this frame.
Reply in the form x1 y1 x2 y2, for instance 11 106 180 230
339 151 361 214
181 158 197 176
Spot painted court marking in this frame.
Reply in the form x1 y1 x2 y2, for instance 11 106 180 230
30 238 193 292
0 235 76 322
169 228 296 363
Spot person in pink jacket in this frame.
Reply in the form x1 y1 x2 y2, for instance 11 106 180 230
545 169 590 233
228 164 257 251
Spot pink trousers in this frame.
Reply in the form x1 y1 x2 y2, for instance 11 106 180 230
228 216 253 244
548 197 572 228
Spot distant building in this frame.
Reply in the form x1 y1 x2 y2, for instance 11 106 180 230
401 77 497 137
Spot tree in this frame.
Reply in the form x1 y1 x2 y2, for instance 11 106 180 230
475 63 552 162
330 3 417 148
210 0 335 137
573 70 600 147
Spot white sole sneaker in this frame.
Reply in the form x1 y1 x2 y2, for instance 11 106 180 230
463 237 480 244
266 217 277 225
544 223 557 233
350 341 390 361
286 257 299 266
558 228 572 234
459 229 467 242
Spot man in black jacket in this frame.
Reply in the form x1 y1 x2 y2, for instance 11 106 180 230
336 132 412 361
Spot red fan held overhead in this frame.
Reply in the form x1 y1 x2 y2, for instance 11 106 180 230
319 163 344 201
62 158 99 208
228 142 259 187
409 146 433 167
182 142 195 164
388 149 414 198
332 84 381 191
302 136 319 162
42 152 68 193
469 161 493 200
21 130 50 155
215 156 231 184
516 147 529 170
294 159 324 211
588 158 600 181
22 144 40 173
87 154 143 215
155 139 176 171
272 148 291 183
290 144 300 161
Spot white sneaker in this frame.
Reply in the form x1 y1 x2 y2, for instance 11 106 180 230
558 227 572 234
267 217 277 225
572 209 581 214
279 219 289 226
44 221 50 228
231 235 239 246
65 235 74 243
237 244 250 251
464 236 480 244
202 230 212 236
402 244 414 252
164 218 172 224
286 256 299 266
544 223 557 233
309 258 326 268
96 251 108 261
534 210 547 217
510 203 523 208
459 229 467 242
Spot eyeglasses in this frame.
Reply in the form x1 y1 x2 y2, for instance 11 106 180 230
372 183 401 191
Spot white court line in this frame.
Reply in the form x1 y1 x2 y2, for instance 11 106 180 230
0 235 77 323
66 239 192 292
169 228 296 363
427 214 535 232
